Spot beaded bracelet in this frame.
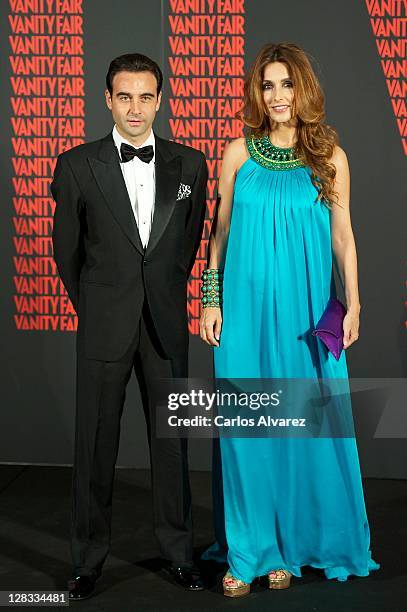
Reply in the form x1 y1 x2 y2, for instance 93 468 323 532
201 268 223 308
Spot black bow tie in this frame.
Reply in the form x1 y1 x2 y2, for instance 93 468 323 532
120 142 154 164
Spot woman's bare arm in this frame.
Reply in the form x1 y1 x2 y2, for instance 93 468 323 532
200 138 248 346
330 146 361 349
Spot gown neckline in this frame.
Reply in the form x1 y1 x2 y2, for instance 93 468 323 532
246 134 306 171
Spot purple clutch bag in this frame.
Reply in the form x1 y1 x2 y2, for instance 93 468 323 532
312 297 347 361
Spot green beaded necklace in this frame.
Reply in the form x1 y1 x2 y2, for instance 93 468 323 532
246 134 305 171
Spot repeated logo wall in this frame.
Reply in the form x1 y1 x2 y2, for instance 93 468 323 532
9 0 85 332
364 0 407 333
365 0 407 155
8 0 247 337
5 0 406 339
165 0 245 334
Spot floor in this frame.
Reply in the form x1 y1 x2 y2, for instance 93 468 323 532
0 466 405 611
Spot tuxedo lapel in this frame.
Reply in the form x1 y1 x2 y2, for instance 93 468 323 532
87 133 145 256
146 136 181 257
87 132 181 258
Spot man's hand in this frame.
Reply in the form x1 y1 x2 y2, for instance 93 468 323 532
200 307 222 347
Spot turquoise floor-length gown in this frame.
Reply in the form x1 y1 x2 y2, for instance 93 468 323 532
203 137 380 584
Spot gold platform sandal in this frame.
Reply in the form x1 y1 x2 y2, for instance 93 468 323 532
268 569 292 589
222 570 251 597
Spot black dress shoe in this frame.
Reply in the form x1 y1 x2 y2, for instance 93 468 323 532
68 576 96 601
164 564 205 591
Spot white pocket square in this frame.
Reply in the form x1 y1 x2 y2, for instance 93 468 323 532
177 183 191 201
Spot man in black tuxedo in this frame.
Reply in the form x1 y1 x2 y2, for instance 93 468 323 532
51 53 208 600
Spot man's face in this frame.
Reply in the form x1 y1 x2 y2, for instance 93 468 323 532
105 70 162 145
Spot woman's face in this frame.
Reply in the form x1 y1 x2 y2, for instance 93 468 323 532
262 61 294 123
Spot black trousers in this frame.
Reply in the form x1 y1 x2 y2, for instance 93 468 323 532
71 300 192 580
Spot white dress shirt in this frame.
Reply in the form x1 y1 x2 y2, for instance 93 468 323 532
112 124 156 249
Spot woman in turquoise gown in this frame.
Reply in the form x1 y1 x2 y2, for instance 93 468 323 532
200 43 379 596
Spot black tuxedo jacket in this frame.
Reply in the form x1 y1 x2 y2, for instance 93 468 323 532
50 132 208 361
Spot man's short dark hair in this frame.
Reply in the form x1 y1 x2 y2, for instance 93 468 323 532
106 53 163 96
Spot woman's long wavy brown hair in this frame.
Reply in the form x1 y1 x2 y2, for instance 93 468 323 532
238 42 340 208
